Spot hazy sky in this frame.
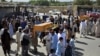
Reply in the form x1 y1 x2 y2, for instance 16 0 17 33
6 0 73 2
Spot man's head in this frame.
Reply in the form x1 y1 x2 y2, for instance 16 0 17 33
27 22 31 27
71 35 75 39
45 30 49 35
2 20 8 28
50 29 54 35
59 37 63 42
18 27 22 32
59 28 63 33
50 49 55 53
67 39 70 43
50 16 53 18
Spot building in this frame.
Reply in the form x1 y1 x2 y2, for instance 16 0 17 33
0 2 34 19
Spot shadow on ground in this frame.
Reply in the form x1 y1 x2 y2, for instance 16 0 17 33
75 47 84 56
96 36 100 38
99 45 100 47
75 50 84 56
76 40 88 45
29 49 46 56
18 54 33 56
75 47 84 51
84 36 95 40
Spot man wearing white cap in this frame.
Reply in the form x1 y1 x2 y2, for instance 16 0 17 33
16 27 22 55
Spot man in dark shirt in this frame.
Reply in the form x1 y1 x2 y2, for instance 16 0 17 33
21 29 30 56
1 29 11 56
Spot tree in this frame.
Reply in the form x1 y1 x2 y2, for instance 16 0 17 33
74 0 92 5
10 0 13 2
29 0 50 6
96 0 100 5
29 0 68 6
50 0 54 2
1 0 6 2
38 0 50 6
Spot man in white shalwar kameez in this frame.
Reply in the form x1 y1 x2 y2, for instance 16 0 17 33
92 21 95 35
95 19 100 37
87 20 93 35
44 31 52 56
80 20 87 37
58 29 66 56
16 27 22 55
85 20 88 35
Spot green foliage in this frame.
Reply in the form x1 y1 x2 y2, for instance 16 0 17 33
29 0 50 6
37 0 50 6
51 2 68 6
29 0 68 6
74 0 93 5
1 0 6 2
10 0 13 2
50 0 55 3
96 0 100 5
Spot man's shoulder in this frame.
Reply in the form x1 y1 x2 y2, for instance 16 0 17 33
16 31 19 33
57 41 60 44
0 28 4 35
21 33 25 36
49 54 56 56
70 39 74 41
1 28 4 31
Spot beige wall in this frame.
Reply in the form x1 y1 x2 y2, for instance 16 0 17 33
35 6 67 13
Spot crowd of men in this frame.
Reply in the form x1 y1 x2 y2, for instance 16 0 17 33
0 14 100 56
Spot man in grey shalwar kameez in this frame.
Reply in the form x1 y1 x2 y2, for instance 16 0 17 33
95 19 100 37
9 21 14 38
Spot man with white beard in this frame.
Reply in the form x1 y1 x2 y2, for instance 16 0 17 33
16 27 22 55
80 20 87 38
